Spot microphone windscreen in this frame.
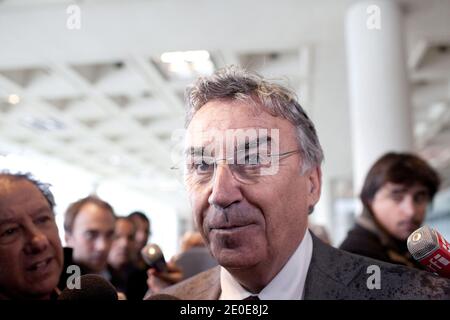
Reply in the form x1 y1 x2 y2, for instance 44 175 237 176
58 274 118 300
407 225 439 260
147 294 180 300
141 243 167 272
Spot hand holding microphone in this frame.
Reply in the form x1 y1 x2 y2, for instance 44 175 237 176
141 243 183 293
407 225 450 278
141 243 168 272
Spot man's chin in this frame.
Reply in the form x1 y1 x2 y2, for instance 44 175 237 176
27 278 58 298
213 250 261 270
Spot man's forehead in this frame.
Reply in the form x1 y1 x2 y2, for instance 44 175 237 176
75 205 115 227
188 99 287 130
0 180 50 219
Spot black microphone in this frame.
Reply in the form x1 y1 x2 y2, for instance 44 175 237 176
141 243 167 272
58 274 118 300
146 293 180 300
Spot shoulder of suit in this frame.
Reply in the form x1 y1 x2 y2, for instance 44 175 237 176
310 234 450 299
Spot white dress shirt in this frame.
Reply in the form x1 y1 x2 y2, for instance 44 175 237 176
219 229 313 300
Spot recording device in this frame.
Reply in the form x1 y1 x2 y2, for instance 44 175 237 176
58 274 118 300
141 243 167 272
407 225 450 278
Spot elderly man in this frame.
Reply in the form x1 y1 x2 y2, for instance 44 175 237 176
340 152 440 269
153 66 450 300
0 172 63 300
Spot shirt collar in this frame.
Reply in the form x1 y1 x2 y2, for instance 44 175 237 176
219 229 313 300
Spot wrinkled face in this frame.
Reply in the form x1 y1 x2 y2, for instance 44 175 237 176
371 182 430 241
66 203 115 273
185 100 321 273
108 219 135 269
0 179 63 299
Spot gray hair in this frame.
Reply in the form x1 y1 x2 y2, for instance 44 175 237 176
185 65 324 172
0 171 56 210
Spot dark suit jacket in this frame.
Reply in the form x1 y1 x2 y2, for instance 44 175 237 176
151 233 450 300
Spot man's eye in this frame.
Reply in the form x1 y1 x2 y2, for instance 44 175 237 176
85 231 97 240
241 154 263 166
390 194 404 202
35 216 51 225
195 161 213 173
0 227 19 238
414 193 429 204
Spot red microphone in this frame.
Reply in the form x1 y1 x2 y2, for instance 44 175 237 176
407 225 450 278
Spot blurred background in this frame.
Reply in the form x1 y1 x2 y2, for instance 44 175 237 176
0 0 449 258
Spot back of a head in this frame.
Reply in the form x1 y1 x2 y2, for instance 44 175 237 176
58 274 118 300
360 152 440 209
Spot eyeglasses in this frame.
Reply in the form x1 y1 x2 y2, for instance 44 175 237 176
173 149 301 186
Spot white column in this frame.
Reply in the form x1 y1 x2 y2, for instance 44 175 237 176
346 0 413 193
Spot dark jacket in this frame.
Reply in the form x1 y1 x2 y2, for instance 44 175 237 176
149 232 450 300
339 209 423 269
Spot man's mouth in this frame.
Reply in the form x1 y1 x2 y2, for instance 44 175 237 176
210 223 255 232
26 257 53 272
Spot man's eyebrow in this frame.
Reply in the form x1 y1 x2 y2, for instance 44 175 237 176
389 188 407 194
0 217 18 225
237 135 272 151
185 136 273 155
0 206 52 225
30 206 53 216
185 146 206 157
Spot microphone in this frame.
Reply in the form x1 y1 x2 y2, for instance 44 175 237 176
58 274 118 300
407 225 450 278
141 243 167 272
146 293 180 300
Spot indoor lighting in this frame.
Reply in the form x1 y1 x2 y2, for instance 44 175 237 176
8 94 20 105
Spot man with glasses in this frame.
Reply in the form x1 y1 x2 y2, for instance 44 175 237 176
150 66 450 300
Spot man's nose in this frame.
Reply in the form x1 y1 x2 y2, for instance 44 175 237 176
95 237 109 253
208 164 243 209
25 226 49 255
400 196 416 218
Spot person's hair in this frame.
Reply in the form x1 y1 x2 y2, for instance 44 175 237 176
0 171 55 210
360 152 441 211
64 195 116 234
185 65 324 172
128 211 150 225
115 216 137 235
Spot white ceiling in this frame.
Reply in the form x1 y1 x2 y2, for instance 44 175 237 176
0 0 449 214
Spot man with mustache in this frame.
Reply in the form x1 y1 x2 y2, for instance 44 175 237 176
0 172 64 299
340 153 440 269
151 66 450 299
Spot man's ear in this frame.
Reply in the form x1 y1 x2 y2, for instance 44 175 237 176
307 166 322 208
